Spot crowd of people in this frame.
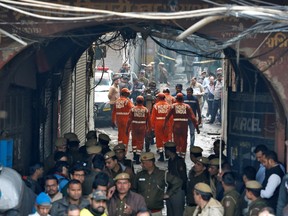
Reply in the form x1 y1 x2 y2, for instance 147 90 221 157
16 131 288 216
3 62 287 216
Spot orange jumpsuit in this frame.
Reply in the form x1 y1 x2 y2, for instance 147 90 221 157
165 102 198 158
126 105 151 155
151 100 172 152
164 93 176 105
164 93 175 139
112 96 134 148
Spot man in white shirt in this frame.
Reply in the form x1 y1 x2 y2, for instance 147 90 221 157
260 150 284 212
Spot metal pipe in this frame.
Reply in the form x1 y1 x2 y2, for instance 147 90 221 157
176 16 223 41
0 28 27 46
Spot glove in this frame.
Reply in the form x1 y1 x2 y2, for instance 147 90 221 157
111 122 116 129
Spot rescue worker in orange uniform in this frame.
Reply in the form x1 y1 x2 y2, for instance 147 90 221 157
112 88 134 150
151 93 172 161
126 96 151 164
164 93 200 158
163 88 176 105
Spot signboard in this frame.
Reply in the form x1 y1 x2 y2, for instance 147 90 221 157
227 92 276 173
230 112 275 139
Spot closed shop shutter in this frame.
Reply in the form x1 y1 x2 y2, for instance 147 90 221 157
61 60 73 135
42 79 53 160
74 52 87 145
0 87 32 174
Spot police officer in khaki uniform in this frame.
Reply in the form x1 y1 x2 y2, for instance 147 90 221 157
103 151 134 181
193 183 224 216
133 152 182 216
44 137 68 174
113 144 135 174
64 132 82 165
97 133 112 155
164 142 187 216
245 180 268 216
190 146 203 164
82 145 102 196
184 156 210 216
108 173 146 215
221 172 241 216
82 139 99 166
208 158 222 199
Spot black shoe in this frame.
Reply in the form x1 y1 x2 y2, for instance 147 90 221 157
158 152 165 162
133 152 137 161
135 154 141 164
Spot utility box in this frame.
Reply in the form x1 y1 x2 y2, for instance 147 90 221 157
0 139 13 167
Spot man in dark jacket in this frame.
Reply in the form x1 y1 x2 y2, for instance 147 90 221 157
184 87 201 150
261 150 284 211
50 180 89 215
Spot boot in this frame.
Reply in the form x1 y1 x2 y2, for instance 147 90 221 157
158 152 165 162
133 152 137 161
135 154 141 165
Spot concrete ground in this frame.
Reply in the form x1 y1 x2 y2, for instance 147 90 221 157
96 104 222 173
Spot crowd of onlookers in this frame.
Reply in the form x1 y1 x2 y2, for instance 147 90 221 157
2 62 287 216
1 127 287 216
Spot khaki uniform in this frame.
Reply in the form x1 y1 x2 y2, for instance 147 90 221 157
133 167 182 212
184 170 209 216
193 198 224 216
210 176 218 198
247 198 267 216
103 163 134 182
187 170 209 205
221 188 241 216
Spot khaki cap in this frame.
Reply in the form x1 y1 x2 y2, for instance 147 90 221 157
209 158 222 166
196 157 209 165
64 132 80 142
245 180 262 190
113 144 126 151
194 183 212 194
190 146 203 154
99 133 111 141
85 139 97 147
140 152 155 161
114 172 130 181
55 137 67 147
86 145 102 155
104 151 116 160
164 142 176 148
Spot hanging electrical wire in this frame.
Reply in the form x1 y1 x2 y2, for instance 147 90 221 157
1 0 288 64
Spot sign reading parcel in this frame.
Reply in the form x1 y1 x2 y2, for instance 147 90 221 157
230 112 275 138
